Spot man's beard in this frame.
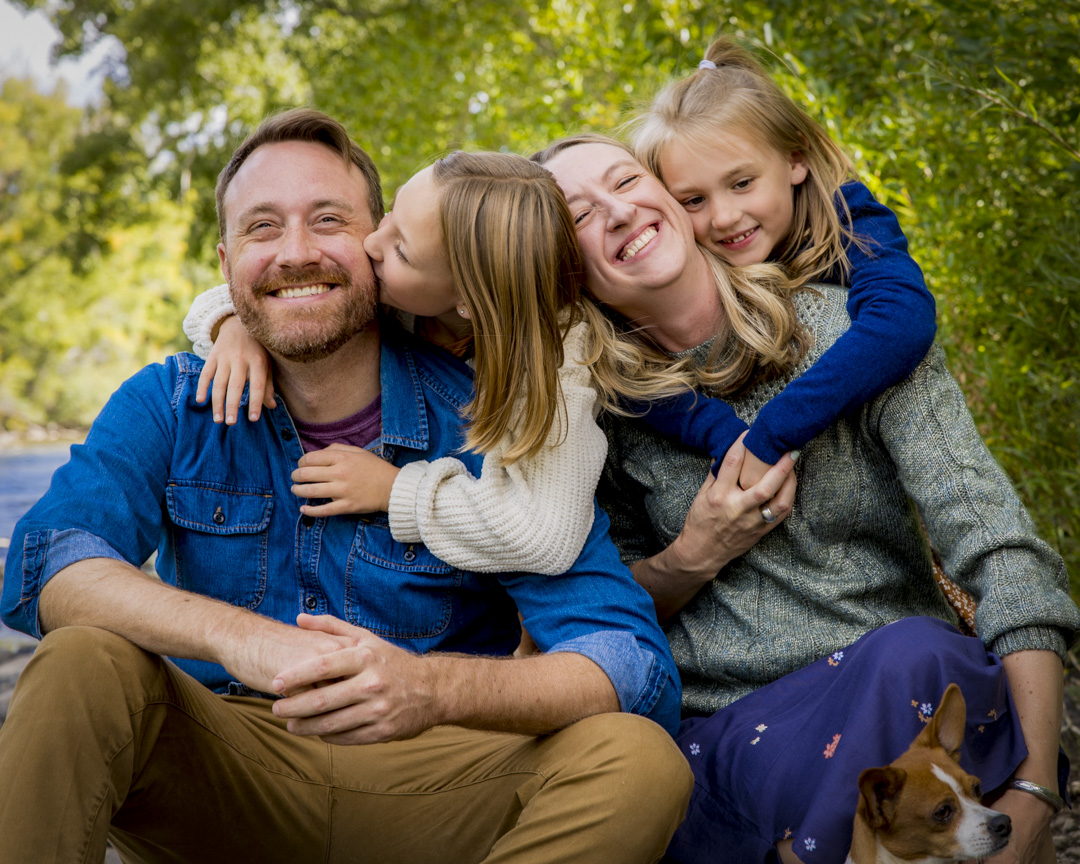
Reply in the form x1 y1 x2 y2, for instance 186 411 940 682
230 266 378 362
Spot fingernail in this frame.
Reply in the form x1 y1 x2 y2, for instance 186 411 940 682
273 677 284 693
789 450 801 463
214 413 223 423
226 414 236 424
249 412 258 421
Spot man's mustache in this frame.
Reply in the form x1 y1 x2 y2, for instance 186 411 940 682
251 267 353 297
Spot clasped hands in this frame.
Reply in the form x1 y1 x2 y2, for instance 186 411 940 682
248 613 440 746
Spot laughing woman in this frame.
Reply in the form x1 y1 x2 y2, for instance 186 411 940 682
533 135 1079 864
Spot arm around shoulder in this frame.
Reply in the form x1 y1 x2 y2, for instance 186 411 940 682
183 283 235 359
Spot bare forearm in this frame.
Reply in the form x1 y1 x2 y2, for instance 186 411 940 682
274 621 623 744
630 549 717 622
37 558 282 685
429 651 620 735
1002 649 1064 788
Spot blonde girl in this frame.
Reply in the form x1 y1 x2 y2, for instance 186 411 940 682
185 150 799 575
626 37 937 490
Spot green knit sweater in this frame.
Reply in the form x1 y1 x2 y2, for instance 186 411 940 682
598 284 1078 715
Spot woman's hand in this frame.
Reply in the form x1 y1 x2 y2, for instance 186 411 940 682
977 786 1056 864
631 433 797 620
292 444 401 516
195 315 276 424
673 433 797 574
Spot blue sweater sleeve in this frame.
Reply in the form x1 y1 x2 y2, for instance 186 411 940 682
623 389 748 474
743 181 937 463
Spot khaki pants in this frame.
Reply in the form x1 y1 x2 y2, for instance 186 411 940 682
0 627 691 864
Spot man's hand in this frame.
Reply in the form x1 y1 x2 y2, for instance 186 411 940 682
196 314 276 424
215 614 356 696
271 614 441 745
292 444 401 516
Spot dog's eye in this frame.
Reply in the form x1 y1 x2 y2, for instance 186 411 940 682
972 781 982 799
933 803 955 823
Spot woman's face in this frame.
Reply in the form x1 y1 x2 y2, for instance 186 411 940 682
363 166 459 318
542 142 699 310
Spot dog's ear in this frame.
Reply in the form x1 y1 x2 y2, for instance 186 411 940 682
931 683 966 762
858 766 905 830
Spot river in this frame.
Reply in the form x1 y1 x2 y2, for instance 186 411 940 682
0 442 72 645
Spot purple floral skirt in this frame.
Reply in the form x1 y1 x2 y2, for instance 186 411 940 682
665 617 1067 864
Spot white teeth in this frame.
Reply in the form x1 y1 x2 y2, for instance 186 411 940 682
619 226 658 261
274 284 331 299
722 228 755 244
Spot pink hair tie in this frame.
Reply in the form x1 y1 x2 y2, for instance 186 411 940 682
698 59 717 70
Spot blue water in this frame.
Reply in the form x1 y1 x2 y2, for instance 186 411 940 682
0 443 72 644
0 443 72 545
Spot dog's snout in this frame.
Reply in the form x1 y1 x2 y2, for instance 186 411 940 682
989 813 1012 838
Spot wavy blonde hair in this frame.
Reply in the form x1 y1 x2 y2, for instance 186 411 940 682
530 133 808 405
630 37 860 287
432 151 584 463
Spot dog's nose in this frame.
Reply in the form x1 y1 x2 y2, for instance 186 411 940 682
989 813 1012 838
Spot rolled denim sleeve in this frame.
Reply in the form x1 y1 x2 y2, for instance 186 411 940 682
502 503 683 736
3 529 128 639
548 629 680 734
2 359 182 639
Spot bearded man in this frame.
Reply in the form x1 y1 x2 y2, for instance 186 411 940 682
0 109 690 864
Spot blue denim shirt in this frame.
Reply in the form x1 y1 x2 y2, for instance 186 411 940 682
3 331 681 734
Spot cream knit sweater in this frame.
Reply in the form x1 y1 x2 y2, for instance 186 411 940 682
183 285 607 575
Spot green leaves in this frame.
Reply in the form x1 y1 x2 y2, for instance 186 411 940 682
4 0 1079 589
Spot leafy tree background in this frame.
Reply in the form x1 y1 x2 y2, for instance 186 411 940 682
2 0 1077 594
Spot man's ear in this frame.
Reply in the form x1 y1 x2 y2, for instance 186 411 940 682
218 242 230 282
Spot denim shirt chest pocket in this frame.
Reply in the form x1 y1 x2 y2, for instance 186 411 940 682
165 480 273 609
344 517 462 640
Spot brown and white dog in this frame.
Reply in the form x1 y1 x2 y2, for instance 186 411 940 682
845 683 1012 863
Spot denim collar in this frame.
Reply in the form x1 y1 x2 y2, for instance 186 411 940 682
378 328 474 453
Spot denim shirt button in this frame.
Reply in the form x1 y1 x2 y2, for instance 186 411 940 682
212 506 225 525
304 595 318 610
281 428 294 441
403 545 417 562
301 515 316 528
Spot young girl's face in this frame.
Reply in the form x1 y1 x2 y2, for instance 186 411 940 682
363 166 460 318
658 130 807 267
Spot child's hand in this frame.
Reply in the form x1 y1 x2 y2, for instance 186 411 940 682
292 444 401 517
738 449 774 491
196 315 277 424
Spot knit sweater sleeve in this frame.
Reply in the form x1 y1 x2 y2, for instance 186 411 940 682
870 344 1079 660
182 283 235 359
744 182 937 463
386 322 606 574
620 389 747 474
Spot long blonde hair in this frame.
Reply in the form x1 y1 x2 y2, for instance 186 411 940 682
630 37 859 287
432 151 583 463
530 134 808 403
